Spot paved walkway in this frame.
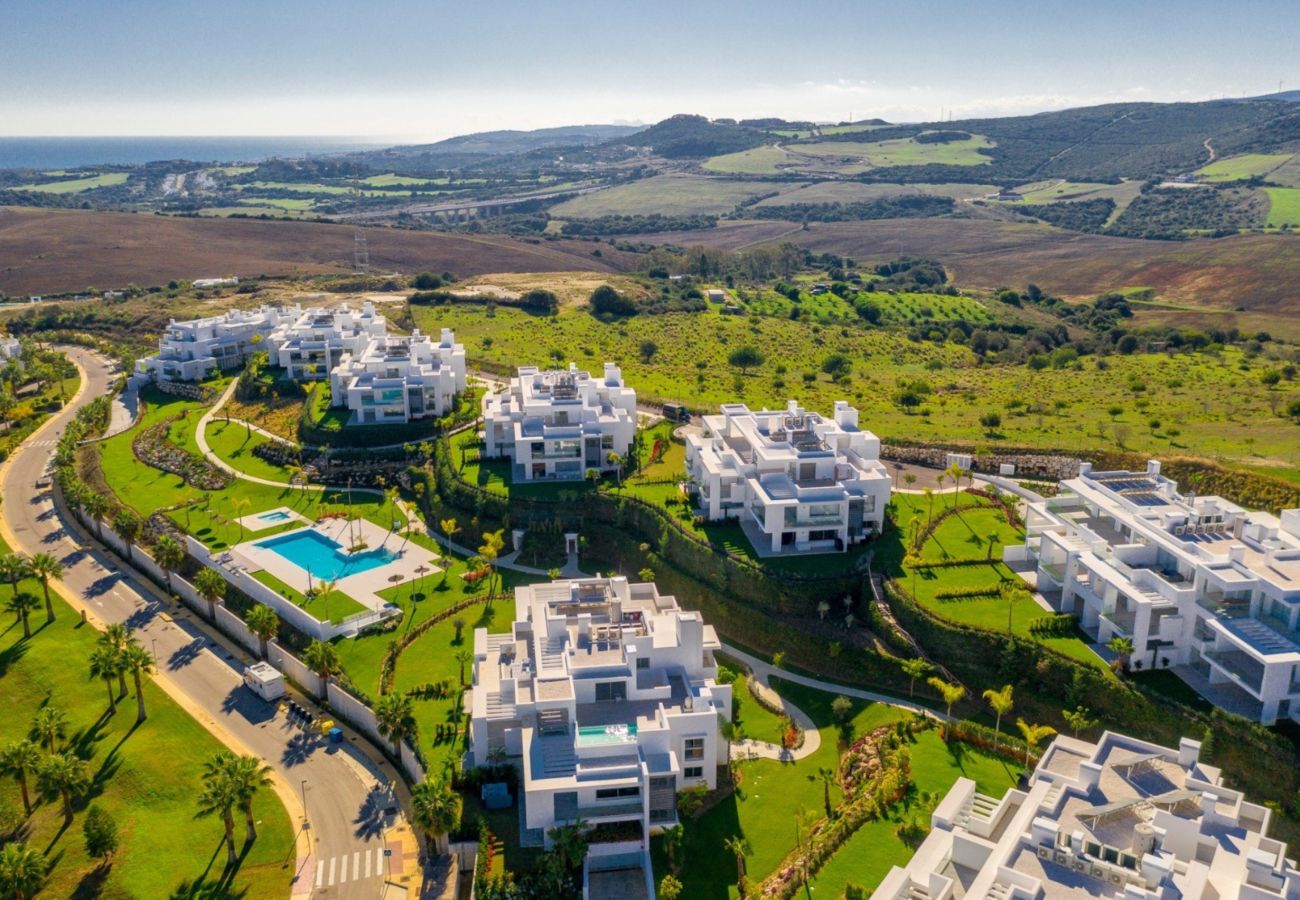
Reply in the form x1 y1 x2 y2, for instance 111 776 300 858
104 374 139 437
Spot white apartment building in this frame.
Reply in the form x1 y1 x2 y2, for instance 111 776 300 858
874 731 1300 900
468 577 730 894
684 400 891 555
1015 461 1300 724
265 302 387 380
134 305 299 382
328 328 466 425
0 336 21 363
481 363 637 481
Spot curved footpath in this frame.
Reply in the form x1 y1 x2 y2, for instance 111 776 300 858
0 349 427 900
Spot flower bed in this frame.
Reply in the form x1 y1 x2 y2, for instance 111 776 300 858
132 415 232 490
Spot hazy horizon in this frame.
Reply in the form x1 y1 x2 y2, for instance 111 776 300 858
2 0 1296 140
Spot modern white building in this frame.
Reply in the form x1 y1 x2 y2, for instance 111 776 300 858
193 276 239 289
265 302 388 380
684 400 891 554
468 577 730 894
135 305 300 382
1015 461 1300 724
0 336 21 363
328 328 466 425
873 730 1300 900
481 363 637 481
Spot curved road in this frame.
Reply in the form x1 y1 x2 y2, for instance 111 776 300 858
0 348 418 899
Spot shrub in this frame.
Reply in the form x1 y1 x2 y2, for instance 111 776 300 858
589 284 637 316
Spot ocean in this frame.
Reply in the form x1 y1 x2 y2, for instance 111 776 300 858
0 136 387 170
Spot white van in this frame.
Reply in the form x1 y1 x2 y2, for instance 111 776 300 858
243 661 286 702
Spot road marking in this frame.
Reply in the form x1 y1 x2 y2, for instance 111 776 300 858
365 848 372 878
353 851 360 881
328 855 336 886
316 858 324 888
338 852 348 884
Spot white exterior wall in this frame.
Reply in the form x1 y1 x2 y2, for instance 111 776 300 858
0 337 21 362
482 363 637 482
265 302 388 380
330 328 467 425
135 305 300 382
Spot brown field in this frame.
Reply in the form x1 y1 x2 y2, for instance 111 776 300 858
632 218 1300 313
0 207 633 295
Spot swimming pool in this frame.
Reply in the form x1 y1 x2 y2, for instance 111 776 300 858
257 510 292 522
576 723 637 745
256 529 397 582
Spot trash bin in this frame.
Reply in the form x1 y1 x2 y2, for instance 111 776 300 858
328 727 344 744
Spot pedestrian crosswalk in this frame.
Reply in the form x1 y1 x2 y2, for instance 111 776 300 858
26 439 58 447
313 845 387 888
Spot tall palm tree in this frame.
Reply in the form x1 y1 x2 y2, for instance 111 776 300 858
410 778 461 856
439 518 460 554
89 644 123 712
374 692 416 758
817 766 836 817
245 604 279 659
900 657 933 697
151 534 185 594
455 649 472 687
112 509 142 563
227 754 273 842
723 834 752 897
982 684 1014 752
5 592 40 639
194 569 226 622
1016 718 1057 767
37 751 91 821
100 624 132 697
921 487 935 530
26 553 62 624
0 842 46 900
0 740 40 814
546 818 590 873
123 640 154 724
927 677 967 739
82 492 110 539
945 461 965 509
31 706 68 753
1107 636 1135 673
662 822 686 875
302 640 342 695
197 754 242 866
0 553 30 599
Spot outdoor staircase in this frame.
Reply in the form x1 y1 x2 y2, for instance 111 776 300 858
985 882 1013 900
538 735 577 777
1042 783 1064 808
955 791 1000 829
905 882 933 900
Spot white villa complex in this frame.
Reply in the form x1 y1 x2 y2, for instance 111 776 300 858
0 336 21 362
684 400 891 554
875 730 1300 900
1016 461 1300 724
481 363 637 481
135 305 298 382
265 302 387 380
328 328 467 425
468 577 730 894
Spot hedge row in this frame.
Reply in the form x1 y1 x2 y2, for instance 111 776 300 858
1028 614 1079 636
934 584 1004 600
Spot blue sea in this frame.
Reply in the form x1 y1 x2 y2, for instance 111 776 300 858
0 136 387 170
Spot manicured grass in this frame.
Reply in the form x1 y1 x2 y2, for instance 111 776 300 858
15 172 129 193
1265 187 1300 227
205 419 295 482
1196 153 1294 183
249 569 368 624
550 175 791 218
730 674 789 746
0 537 294 898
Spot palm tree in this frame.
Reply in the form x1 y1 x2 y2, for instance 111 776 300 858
928 677 966 739
231 498 251 541
82 492 109 539
197 754 242 866
31 706 67 753
817 766 836 817
410 778 461 856
0 553 30 599
1107 636 1135 673
26 553 61 624
662 822 685 875
194 568 226 622
374 692 417 758
900 657 933 697
228 754 273 842
245 604 280 659
455 649 472 686
982 684 1014 752
1063 706 1097 738
1016 718 1057 767
37 751 90 821
123 641 154 724
607 450 624 485
922 487 935 529
151 534 185 594
547 818 590 873
302 640 342 694
5 592 39 639
478 529 505 597
723 834 752 896
0 739 40 814
112 509 142 563
89 644 123 712
0 842 46 900
100 623 132 697
945 462 964 509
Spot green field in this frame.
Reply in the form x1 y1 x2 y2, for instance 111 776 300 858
550 175 792 218
745 287 994 326
0 534 294 898
702 145 800 175
1196 153 1294 183
236 197 317 211
754 181 998 206
16 172 129 193
1265 187 1300 227
795 134 995 168
360 173 449 187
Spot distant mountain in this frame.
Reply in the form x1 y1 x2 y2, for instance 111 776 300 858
616 114 770 159
1252 90 1300 103
378 124 644 159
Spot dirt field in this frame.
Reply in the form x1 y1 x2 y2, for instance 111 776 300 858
632 218 1300 314
0 207 634 295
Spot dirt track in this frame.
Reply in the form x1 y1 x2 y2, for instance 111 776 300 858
0 207 634 295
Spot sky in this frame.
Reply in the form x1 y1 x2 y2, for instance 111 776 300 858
1 0 1297 140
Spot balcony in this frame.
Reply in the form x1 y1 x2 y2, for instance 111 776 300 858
1040 562 1067 584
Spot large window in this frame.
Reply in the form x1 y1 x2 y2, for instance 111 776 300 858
684 766 703 779
595 681 627 702
684 737 705 761
595 786 640 800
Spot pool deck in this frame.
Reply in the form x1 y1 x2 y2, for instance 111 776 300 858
230 516 442 612
235 505 308 533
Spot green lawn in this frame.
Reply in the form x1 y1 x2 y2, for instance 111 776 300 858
730 674 789 746
1265 187 1300 228
1196 153 1294 183
249 569 368 624
550 175 791 218
0 537 294 898
15 172 129 193
205 419 296 482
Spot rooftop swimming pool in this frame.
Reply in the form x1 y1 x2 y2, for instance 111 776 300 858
256 529 397 582
576 723 637 746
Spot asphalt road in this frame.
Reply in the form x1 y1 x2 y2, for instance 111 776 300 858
0 348 408 899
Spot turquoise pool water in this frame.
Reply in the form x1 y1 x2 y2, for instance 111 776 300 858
258 510 292 522
576 724 637 745
257 529 396 581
